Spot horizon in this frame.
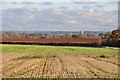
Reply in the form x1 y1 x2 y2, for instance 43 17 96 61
1 30 111 32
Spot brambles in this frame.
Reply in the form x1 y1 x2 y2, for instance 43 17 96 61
17 55 44 59
51 55 56 60
99 55 109 58
52 55 56 58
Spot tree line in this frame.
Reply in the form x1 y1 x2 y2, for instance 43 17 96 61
2 32 99 39
100 29 120 47
1 29 120 47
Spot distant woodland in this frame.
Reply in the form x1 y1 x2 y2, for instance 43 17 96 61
2 31 99 39
1 29 120 47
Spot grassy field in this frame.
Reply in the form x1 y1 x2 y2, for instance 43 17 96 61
1 44 119 78
1 44 118 54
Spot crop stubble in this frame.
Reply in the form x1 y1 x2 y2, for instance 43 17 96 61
2 52 118 78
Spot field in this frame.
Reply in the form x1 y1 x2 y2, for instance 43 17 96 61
1 44 119 78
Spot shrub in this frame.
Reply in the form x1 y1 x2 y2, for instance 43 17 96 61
52 55 56 58
17 55 44 59
99 55 109 58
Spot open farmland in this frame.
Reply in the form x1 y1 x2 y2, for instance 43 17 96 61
1 44 119 78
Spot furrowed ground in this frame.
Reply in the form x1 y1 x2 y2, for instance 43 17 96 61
1 44 119 78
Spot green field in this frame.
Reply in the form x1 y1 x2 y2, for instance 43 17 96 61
1 44 118 55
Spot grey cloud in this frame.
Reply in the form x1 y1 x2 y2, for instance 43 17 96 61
40 2 53 5
2 5 118 31
12 2 18 5
58 6 68 10
95 5 104 8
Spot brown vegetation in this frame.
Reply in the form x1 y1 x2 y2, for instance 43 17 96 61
1 36 101 44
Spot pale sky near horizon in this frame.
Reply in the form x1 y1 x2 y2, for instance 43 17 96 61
1 1 119 31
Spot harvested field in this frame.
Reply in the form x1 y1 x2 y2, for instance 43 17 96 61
1 44 119 78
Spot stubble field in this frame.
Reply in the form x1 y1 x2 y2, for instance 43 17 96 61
1 44 119 78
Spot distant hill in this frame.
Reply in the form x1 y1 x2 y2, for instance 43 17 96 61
1 31 107 36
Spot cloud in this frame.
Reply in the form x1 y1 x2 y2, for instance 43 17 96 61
2 2 118 31
41 2 53 5
64 18 78 24
72 0 119 2
95 5 104 8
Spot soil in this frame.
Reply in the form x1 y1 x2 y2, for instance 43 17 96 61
2 53 119 78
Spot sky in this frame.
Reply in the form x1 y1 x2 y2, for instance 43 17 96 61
1 1 119 31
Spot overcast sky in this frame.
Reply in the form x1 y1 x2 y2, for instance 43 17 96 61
1 1 118 31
